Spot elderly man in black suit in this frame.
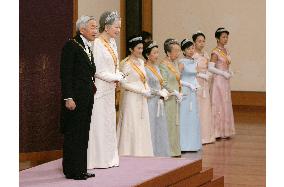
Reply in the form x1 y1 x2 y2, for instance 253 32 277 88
60 15 98 180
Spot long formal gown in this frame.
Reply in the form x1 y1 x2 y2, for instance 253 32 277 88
159 59 181 156
193 52 215 144
145 63 170 157
211 48 235 138
87 38 119 169
179 58 202 151
117 58 154 156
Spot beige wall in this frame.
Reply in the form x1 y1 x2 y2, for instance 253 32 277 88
78 0 121 56
153 0 266 91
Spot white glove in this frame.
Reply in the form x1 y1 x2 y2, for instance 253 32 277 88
207 71 213 79
222 71 232 79
229 70 234 77
208 62 231 79
181 81 198 91
119 78 127 84
181 81 192 88
114 73 124 81
173 90 183 102
158 89 169 100
197 72 209 81
142 90 152 98
95 72 123 82
176 94 183 103
195 81 201 90
161 88 169 95
208 62 226 75
114 71 130 82
173 90 179 96
117 71 127 78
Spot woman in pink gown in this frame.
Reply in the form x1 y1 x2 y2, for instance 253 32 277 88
209 27 235 138
192 31 215 144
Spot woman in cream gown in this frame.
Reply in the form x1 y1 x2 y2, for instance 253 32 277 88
87 11 124 169
117 35 153 156
192 31 215 144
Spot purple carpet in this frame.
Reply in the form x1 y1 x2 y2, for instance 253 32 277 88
20 156 199 187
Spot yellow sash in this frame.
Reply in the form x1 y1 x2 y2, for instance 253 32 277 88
145 63 164 87
119 56 129 70
127 59 146 88
162 60 182 92
212 47 231 65
99 37 118 72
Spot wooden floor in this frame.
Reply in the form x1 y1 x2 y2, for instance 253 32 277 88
182 107 266 187
20 107 266 187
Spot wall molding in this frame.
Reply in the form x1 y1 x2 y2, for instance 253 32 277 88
20 150 62 162
231 91 266 107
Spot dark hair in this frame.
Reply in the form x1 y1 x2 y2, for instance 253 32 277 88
180 39 194 51
142 40 158 60
164 38 180 55
192 32 206 42
127 35 143 54
215 27 229 39
141 31 152 42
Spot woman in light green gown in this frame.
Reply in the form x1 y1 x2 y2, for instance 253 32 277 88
159 39 183 157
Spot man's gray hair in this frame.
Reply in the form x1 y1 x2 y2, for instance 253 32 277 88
76 15 95 32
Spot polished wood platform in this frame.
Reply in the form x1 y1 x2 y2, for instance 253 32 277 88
136 159 224 187
182 108 266 186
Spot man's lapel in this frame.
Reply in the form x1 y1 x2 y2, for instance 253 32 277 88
74 34 94 68
74 34 85 48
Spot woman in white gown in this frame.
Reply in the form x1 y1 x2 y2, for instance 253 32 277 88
117 35 154 156
87 11 125 169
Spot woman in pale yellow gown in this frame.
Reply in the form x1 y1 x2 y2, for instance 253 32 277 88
117 35 153 156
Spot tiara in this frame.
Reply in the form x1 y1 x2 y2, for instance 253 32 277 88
105 11 119 23
181 39 191 47
147 41 158 49
216 28 228 33
193 30 203 35
129 36 143 43
166 39 179 45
